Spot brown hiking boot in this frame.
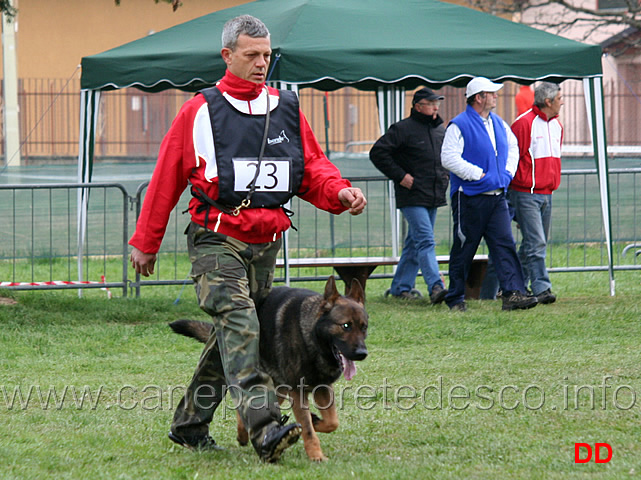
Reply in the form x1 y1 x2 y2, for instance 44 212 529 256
449 301 467 312
501 291 538 311
536 289 557 304
394 291 421 301
430 284 447 304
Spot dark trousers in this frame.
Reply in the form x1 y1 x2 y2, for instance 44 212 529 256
445 191 526 307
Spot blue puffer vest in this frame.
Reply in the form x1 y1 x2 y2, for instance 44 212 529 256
448 105 509 197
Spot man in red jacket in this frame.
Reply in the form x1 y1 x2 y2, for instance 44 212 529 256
515 85 534 116
509 82 564 304
129 15 366 462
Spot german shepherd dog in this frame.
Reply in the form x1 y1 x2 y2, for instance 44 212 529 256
169 276 369 461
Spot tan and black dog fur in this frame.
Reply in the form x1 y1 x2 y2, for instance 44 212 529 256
169 276 368 461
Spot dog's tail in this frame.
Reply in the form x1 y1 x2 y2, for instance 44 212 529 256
169 319 212 343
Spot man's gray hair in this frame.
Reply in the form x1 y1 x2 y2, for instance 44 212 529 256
534 82 561 108
222 15 270 50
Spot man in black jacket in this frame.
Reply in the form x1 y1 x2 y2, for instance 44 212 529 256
370 87 449 303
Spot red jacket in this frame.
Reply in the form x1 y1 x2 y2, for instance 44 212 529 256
510 105 563 195
130 73 351 253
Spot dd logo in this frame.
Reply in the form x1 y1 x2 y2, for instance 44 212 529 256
575 443 612 463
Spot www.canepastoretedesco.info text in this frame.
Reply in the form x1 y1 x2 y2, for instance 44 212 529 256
1 376 637 412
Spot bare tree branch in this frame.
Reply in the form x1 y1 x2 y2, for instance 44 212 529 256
466 0 641 44
115 0 183 12
0 0 18 21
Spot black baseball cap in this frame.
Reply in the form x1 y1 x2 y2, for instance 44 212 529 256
412 87 445 104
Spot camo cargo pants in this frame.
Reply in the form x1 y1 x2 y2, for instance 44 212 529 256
171 222 282 451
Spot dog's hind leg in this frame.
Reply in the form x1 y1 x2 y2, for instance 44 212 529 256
311 385 339 433
290 392 327 461
236 411 249 446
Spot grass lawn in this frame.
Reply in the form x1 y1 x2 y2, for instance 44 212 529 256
1 270 640 479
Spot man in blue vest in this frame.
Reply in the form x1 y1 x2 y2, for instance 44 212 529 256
441 77 538 312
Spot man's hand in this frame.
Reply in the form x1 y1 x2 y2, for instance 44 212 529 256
130 247 157 277
338 187 367 215
400 173 414 190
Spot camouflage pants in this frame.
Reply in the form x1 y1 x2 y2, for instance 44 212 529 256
171 222 282 450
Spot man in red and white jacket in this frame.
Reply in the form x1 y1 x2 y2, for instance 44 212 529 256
509 82 564 305
129 15 366 462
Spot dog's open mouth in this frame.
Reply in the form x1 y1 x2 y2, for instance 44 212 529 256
339 353 357 381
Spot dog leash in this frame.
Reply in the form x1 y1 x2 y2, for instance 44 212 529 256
232 87 271 216
189 86 272 223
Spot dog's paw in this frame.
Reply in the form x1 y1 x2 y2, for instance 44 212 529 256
308 452 328 462
304 441 328 462
236 430 249 446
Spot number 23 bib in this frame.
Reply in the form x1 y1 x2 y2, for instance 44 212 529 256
201 87 304 208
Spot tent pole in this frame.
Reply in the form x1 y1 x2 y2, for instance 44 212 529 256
270 81 298 285
376 86 405 259
583 76 615 295
77 89 101 297
323 91 336 256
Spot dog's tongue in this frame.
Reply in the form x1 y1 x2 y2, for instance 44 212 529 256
340 354 357 381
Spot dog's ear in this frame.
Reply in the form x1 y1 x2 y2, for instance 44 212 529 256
347 278 365 305
323 276 341 306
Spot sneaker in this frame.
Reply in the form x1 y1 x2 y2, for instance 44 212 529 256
501 291 538 311
258 422 302 463
168 431 224 451
450 301 467 312
430 284 447 304
536 289 557 304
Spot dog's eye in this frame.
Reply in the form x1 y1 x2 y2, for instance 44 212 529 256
342 322 352 331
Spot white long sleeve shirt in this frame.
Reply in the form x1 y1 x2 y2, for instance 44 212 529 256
441 116 519 185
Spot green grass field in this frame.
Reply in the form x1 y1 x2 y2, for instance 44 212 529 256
1 270 641 479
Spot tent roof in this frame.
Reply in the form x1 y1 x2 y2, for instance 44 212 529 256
80 0 603 92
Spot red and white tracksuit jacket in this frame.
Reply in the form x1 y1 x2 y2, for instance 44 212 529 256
510 105 563 195
129 71 351 254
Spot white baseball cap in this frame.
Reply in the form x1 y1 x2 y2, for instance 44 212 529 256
465 77 503 98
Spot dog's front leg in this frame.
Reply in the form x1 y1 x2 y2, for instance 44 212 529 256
290 391 327 461
311 385 339 433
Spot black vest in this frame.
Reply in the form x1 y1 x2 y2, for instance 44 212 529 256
199 86 304 208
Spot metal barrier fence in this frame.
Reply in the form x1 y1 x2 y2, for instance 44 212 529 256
1 168 641 297
0 183 130 295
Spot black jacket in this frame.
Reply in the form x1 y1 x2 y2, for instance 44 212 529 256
369 109 449 209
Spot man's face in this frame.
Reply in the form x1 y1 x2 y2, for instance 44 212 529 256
414 99 441 119
478 91 498 112
547 91 564 117
221 34 272 84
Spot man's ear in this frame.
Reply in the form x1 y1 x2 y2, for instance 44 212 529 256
221 48 232 65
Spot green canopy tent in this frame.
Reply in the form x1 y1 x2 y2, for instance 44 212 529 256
79 0 614 293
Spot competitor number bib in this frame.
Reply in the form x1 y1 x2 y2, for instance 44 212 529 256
233 157 291 193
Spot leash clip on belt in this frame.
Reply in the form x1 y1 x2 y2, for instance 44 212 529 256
231 198 251 216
